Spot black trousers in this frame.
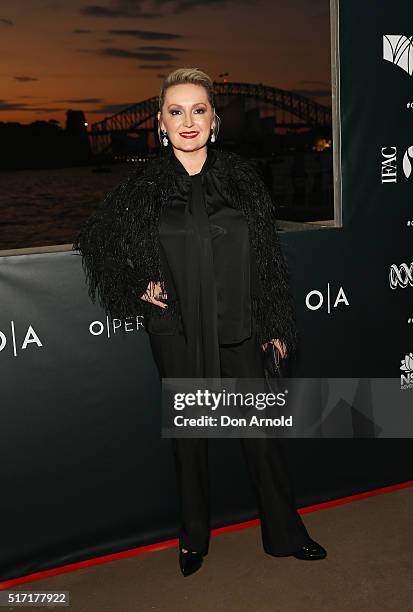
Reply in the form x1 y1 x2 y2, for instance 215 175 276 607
148 330 311 556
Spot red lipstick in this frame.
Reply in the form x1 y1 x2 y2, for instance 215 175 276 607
179 131 199 139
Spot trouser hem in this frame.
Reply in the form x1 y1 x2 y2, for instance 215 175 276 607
262 535 312 557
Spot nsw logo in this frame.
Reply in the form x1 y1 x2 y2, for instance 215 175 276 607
400 352 413 390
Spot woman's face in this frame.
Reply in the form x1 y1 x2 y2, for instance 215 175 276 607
158 83 215 152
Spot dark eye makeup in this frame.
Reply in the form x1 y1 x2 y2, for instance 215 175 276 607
169 107 207 115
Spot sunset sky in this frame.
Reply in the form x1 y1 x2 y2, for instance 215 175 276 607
1 0 331 126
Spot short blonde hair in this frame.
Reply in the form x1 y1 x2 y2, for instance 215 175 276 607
157 67 221 144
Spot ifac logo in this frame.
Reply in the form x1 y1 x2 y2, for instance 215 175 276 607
400 352 413 390
380 145 413 183
383 35 413 76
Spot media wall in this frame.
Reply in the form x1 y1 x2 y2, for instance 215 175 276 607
0 0 412 582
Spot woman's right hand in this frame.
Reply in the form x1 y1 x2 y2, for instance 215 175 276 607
140 281 168 309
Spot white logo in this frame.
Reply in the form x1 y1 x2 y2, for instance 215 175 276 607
88 315 145 337
0 322 43 357
400 352 413 390
403 146 413 178
383 35 413 76
381 145 413 183
389 262 413 289
400 352 413 373
381 146 413 181
381 146 397 183
305 284 349 313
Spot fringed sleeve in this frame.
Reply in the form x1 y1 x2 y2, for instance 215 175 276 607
72 168 154 321
235 159 300 356
254 171 299 355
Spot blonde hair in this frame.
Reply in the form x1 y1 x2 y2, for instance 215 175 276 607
157 67 221 144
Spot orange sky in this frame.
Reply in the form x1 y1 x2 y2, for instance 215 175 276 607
0 0 331 126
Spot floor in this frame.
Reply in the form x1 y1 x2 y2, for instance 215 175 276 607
3 486 413 612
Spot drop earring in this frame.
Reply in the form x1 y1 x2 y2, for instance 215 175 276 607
210 128 216 143
161 130 169 147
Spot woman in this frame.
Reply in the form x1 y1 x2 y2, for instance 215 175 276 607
73 67 326 577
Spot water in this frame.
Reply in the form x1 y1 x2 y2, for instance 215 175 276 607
0 152 335 252
0 163 136 251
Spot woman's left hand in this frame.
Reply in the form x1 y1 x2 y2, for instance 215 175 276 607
261 338 288 359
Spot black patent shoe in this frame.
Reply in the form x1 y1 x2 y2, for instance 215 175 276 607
293 539 327 560
179 548 204 577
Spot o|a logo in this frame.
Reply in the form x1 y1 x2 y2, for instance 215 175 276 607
305 283 350 313
0 322 43 357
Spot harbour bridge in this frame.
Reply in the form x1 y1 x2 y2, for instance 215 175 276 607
89 81 332 157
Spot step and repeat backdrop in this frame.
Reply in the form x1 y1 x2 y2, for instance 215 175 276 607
1 0 412 583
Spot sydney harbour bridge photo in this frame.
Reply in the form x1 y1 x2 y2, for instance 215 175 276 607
0 80 335 252
89 81 334 227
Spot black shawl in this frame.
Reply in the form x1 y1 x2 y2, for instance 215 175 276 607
72 147 299 356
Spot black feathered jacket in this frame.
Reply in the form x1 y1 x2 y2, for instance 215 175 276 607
72 148 299 355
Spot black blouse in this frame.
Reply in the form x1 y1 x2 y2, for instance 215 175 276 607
148 146 253 377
